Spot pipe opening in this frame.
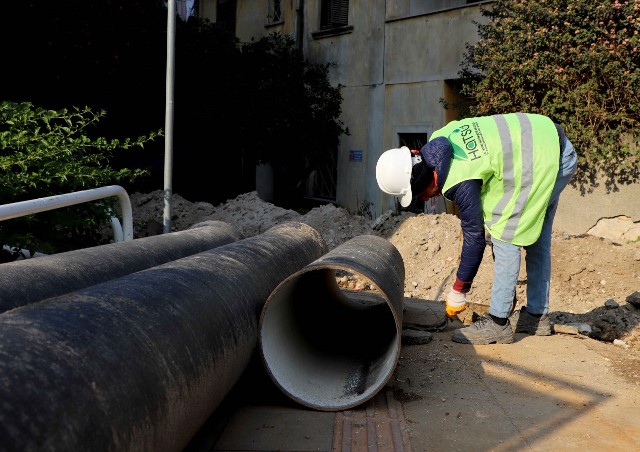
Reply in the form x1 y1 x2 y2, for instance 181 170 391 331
259 267 400 411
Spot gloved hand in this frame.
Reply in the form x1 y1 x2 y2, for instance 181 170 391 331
445 287 467 318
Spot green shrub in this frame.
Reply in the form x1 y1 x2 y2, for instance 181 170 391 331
237 32 349 207
0 101 161 257
458 0 640 191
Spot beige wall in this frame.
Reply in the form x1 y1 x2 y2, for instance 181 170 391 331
304 0 388 211
198 1 640 228
199 0 298 41
235 2 298 42
203 0 488 217
199 0 216 21
385 8 483 83
336 85 375 213
307 3 486 216
366 7 485 215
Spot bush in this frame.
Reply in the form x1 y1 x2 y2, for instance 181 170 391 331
0 101 161 256
0 2 348 208
458 0 640 191
237 33 348 207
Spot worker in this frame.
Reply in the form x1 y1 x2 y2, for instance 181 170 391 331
375 113 577 344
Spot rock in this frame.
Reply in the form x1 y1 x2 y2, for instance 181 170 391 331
553 324 580 335
627 291 640 308
402 329 433 345
126 190 640 352
402 298 448 332
613 339 630 349
587 215 640 244
372 210 395 231
554 323 592 336
604 299 619 310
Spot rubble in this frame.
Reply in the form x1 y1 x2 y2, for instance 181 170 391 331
129 190 640 351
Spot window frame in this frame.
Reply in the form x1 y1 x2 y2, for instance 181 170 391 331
320 0 349 30
266 0 283 25
312 0 352 39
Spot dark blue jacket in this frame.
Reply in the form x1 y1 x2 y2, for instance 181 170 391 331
419 137 483 292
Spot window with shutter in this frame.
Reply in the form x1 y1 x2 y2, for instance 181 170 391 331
320 0 349 30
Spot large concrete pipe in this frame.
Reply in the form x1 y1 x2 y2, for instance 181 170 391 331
0 220 244 313
259 234 405 411
0 222 327 452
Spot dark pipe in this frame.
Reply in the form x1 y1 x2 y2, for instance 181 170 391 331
0 220 244 313
259 234 405 411
0 222 328 451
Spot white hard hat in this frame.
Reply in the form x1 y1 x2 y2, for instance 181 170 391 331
376 146 413 207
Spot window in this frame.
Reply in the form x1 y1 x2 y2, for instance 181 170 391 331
398 132 429 213
267 0 282 24
217 0 237 35
398 132 429 152
320 0 349 30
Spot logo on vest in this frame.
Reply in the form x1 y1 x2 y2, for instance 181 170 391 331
449 123 486 161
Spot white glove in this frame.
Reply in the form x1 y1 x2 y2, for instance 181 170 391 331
445 287 467 318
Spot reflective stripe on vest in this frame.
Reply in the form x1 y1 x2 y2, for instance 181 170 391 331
486 113 534 241
436 113 560 246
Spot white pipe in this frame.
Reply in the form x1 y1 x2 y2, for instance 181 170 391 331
0 185 134 241
110 217 124 242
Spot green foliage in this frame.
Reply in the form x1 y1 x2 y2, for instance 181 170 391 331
237 32 349 207
0 3 348 209
458 0 640 190
0 101 161 255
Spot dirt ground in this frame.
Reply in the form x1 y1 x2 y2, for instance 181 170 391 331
128 190 640 353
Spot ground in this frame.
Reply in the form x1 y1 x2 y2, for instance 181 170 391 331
128 190 640 353
126 189 640 450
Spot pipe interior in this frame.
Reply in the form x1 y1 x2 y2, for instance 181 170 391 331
259 268 400 411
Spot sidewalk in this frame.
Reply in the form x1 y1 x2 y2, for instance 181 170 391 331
188 303 640 451
397 330 640 451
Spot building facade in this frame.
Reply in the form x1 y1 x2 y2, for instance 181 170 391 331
198 0 491 217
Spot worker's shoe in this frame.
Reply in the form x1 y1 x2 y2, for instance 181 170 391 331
510 308 552 336
451 315 514 345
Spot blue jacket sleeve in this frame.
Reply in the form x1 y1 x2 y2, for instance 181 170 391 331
443 179 486 292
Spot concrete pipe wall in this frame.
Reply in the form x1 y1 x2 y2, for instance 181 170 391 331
0 222 328 452
0 220 244 313
259 234 405 411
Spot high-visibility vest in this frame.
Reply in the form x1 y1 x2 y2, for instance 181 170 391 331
433 113 560 246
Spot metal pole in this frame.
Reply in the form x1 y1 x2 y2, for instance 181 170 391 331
164 0 176 234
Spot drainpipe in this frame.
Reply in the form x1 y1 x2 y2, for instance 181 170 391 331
0 222 327 451
296 0 304 52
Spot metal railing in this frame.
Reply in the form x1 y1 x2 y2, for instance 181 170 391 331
0 185 133 242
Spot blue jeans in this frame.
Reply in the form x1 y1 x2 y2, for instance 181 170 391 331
489 138 577 318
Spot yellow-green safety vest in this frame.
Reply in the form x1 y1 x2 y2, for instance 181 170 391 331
432 113 560 246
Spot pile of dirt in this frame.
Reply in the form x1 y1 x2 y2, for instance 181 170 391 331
128 190 640 350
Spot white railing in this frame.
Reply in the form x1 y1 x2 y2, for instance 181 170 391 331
0 185 133 242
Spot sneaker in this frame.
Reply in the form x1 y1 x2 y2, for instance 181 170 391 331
510 308 552 336
451 315 514 344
